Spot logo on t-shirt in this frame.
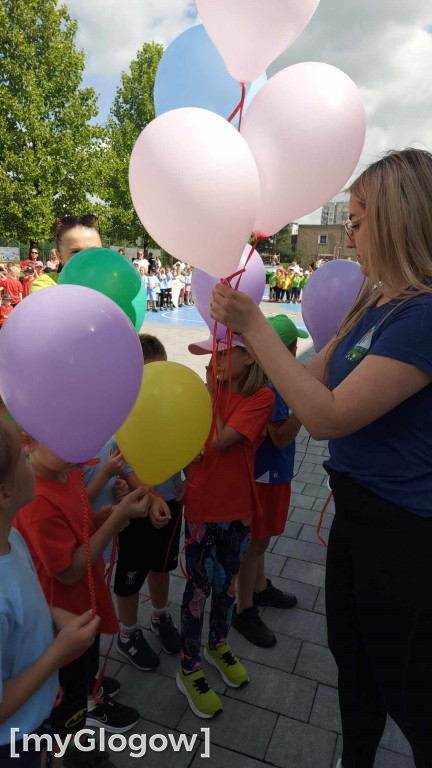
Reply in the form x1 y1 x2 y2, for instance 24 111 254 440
346 326 376 362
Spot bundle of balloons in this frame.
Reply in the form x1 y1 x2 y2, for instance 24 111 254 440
0 247 212 484
130 0 367 309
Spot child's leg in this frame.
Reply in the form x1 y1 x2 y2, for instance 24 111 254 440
208 520 250 649
114 518 160 670
147 570 169 607
181 521 216 672
254 544 270 593
236 536 270 613
116 592 140 627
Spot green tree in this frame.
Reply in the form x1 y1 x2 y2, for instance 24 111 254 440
99 43 163 248
0 0 101 248
272 224 293 259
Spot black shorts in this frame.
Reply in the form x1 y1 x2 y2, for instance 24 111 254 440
114 499 182 597
49 637 99 738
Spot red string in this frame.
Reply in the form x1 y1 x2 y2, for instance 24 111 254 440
316 490 333 549
80 465 97 617
93 533 118 699
227 83 246 128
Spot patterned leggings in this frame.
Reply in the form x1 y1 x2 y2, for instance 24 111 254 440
181 519 250 672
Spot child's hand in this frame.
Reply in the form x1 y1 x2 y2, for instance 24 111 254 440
113 478 129 502
115 486 150 524
53 611 100 662
104 448 126 478
149 495 171 529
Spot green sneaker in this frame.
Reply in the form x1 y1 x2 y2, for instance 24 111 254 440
204 642 249 688
176 667 223 719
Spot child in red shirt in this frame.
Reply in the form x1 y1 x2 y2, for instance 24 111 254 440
176 334 275 718
22 264 36 297
0 295 13 328
14 435 150 757
0 264 22 306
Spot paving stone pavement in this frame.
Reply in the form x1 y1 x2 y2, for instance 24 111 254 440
99 304 415 768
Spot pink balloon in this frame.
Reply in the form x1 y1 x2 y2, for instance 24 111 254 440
129 108 260 279
196 0 320 83
302 260 366 352
192 243 266 335
241 63 366 236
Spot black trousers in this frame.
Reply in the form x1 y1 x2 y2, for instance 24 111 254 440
327 472 432 768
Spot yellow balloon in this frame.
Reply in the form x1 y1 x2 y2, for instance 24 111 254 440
116 361 212 486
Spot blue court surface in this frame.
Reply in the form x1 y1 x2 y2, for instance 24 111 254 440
144 291 308 332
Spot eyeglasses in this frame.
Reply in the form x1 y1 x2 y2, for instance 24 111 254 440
342 215 365 238
55 214 100 233
30 250 38 254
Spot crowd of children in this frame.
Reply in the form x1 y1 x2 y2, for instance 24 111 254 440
133 256 194 312
268 264 311 304
0 309 307 767
1 216 308 765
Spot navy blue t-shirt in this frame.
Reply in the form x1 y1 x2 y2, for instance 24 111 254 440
324 294 432 516
254 384 295 484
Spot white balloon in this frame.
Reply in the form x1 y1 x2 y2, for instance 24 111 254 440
196 0 321 83
241 63 366 236
129 108 260 279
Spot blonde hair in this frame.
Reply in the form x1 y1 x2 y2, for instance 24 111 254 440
326 148 432 368
238 348 268 396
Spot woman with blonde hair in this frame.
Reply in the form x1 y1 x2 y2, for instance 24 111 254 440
210 148 432 768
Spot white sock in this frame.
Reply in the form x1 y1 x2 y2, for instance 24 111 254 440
152 605 168 622
119 622 138 642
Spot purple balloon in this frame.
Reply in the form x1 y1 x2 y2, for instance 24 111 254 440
302 260 366 352
192 243 266 336
0 285 143 462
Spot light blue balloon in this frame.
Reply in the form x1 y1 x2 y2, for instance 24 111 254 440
154 24 266 129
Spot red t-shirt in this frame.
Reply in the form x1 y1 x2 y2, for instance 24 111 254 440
0 275 22 303
22 276 35 297
0 304 13 326
185 386 275 523
14 471 118 635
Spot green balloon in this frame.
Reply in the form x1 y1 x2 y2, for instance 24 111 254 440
58 247 146 331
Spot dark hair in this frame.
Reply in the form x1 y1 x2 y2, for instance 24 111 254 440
55 215 100 249
0 419 20 487
138 334 167 361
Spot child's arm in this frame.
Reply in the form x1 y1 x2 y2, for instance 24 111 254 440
267 414 302 449
85 450 126 503
124 470 172 529
0 611 99 725
211 411 244 449
56 487 149 585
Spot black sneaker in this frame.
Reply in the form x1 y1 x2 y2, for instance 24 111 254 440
231 605 277 647
117 628 160 670
151 612 181 654
86 699 139 733
94 676 120 700
253 579 298 609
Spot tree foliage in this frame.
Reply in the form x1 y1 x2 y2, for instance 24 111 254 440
98 43 163 246
0 0 101 244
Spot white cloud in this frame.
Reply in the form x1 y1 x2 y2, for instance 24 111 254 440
67 0 197 77
68 0 432 225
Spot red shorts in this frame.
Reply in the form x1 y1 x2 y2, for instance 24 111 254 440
251 482 291 539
